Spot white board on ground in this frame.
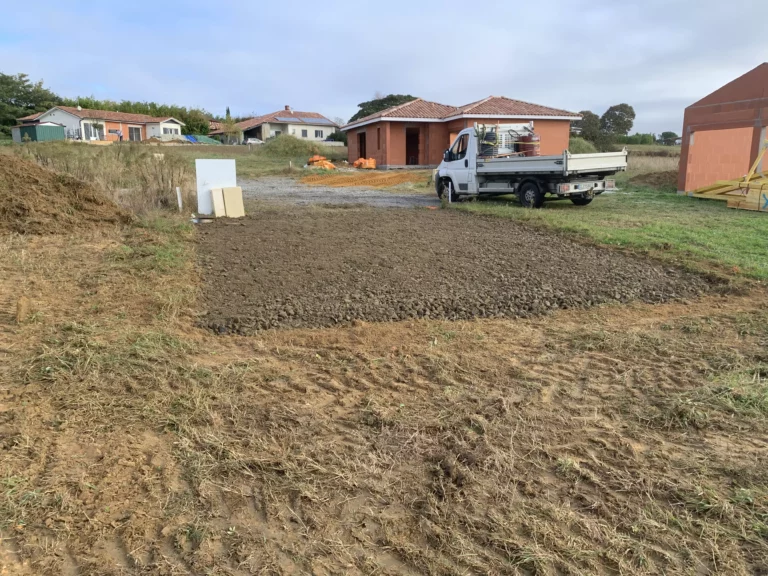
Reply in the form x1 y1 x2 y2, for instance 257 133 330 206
211 188 226 217
196 159 236 215
222 186 245 218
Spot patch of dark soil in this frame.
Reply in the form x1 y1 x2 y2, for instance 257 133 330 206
0 154 133 234
629 170 678 189
197 207 710 333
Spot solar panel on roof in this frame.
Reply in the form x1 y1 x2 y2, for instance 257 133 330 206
274 117 295 122
302 118 333 125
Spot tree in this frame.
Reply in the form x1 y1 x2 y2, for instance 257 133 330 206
225 106 231 120
660 131 679 145
220 117 241 144
0 73 59 137
349 94 417 123
600 104 636 136
575 110 600 143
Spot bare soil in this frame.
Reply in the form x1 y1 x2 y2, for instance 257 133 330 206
629 170 678 188
197 206 710 333
0 155 132 234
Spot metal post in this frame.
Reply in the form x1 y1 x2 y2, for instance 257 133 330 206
176 187 183 212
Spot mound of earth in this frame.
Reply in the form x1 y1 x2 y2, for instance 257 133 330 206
629 170 678 189
0 154 133 234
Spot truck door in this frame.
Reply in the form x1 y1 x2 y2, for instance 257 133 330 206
445 132 473 194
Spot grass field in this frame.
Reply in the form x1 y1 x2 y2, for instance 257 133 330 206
457 186 768 280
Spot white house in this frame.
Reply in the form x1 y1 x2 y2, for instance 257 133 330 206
210 106 337 143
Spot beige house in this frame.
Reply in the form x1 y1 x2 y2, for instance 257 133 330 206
211 106 337 143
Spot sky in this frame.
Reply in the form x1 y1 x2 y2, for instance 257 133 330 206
2 0 767 134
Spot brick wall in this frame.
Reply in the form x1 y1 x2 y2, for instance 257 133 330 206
678 64 768 191
683 127 755 192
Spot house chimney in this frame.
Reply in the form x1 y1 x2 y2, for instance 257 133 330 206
285 105 291 111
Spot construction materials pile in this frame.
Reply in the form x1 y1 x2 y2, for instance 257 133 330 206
0 154 133 234
690 140 768 212
353 158 377 169
307 155 336 170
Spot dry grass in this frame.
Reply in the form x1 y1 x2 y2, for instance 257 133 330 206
3 143 196 214
1 212 767 575
626 153 679 175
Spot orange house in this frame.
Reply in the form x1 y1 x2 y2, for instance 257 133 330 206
678 63 768 193
341 96 580 169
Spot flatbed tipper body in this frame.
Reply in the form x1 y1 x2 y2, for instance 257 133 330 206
435 123 628 207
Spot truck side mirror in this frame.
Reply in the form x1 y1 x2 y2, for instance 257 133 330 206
443 150 451 162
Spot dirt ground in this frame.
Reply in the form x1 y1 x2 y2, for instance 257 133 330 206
2 210 767 575
197 206 709 333
240 177 439 208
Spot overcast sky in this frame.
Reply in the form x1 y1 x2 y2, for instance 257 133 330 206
2 0 766 134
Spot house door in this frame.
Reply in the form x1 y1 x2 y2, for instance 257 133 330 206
406 127 420 165
128 127 141 141
358 132 367 159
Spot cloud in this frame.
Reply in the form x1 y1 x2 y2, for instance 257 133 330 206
1 0 766 133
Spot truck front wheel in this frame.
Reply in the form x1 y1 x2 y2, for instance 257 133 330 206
438 179 458 202
570 196 593 206
519 181 544 208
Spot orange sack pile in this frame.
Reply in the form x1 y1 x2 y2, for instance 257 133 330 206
308 155 336 170
353 158 377 169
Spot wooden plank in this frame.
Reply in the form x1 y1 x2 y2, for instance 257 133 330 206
222 186 245 218
211 188 226 217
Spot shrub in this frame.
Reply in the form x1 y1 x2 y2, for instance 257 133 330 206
568 137 597 154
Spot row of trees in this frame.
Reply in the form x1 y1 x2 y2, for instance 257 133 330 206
0 72 212 138
574 104 679 148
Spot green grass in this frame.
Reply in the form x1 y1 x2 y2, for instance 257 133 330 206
455 185 768 280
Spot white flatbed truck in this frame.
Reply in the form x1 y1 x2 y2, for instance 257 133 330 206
435 123 628 207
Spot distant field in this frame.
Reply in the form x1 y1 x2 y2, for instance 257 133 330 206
625 143 681 155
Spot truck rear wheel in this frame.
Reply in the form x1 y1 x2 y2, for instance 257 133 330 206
519 181 544 208
570 196 593 206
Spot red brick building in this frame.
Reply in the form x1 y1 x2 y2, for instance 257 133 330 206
679 63 768 193
342 96 580 169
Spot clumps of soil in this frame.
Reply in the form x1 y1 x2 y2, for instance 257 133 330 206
629 170 678 189
197 208 710 333
0 154 133 234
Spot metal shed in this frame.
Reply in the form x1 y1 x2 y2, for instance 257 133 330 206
17 123 66 142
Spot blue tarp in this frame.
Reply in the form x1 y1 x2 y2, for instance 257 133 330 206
185 135 198 143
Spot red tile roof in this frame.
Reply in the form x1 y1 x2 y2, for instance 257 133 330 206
456 96 579 118
349 99 459 125
343 96 579 129
18 112 44 121
32 106 185 125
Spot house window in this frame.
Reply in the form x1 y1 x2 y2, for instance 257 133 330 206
301 129 308 138
129 127 141 141
377 127 381 150
315 130 323 139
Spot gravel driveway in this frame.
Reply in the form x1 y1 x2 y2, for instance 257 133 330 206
241 177 439 208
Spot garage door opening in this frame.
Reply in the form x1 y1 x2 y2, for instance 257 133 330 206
406 128 420 165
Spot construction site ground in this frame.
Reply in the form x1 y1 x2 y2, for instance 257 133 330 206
2 172 767 575
198 206 708 334
241 174 438 208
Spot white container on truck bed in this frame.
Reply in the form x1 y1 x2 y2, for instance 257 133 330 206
435 124 628 207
